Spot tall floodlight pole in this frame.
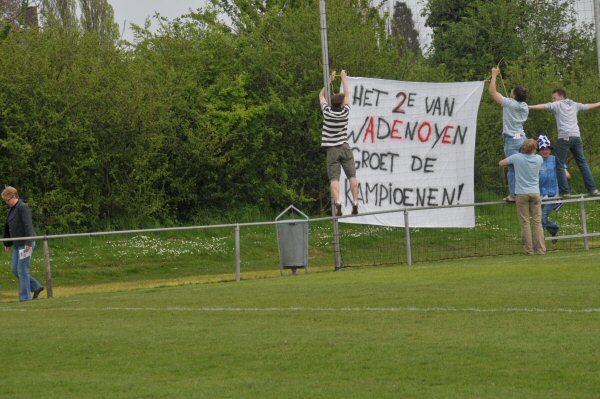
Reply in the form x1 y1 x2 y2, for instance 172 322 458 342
595 0 600 81
319 0 342 270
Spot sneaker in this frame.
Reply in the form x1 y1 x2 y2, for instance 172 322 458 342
335 203 342 217
550 228 559 244
33 287 44 299
590 189 600 196
352 203 358 215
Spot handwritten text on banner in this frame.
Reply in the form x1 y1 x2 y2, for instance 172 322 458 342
340 78 484 227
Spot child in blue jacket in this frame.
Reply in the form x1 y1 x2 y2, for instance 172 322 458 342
537 134 567 241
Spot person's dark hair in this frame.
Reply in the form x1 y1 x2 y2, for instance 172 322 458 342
330 93 345 109
552 88 567 98
520 139 538 154
512 85 528 102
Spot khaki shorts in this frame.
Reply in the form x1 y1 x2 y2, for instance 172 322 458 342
326 143 357 181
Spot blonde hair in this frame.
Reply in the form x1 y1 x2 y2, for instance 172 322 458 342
1 186 18 201
520 139 538 154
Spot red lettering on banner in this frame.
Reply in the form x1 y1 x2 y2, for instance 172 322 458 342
442 125 454 144
418 121 432 142
391 120 403 140
364 116 376 144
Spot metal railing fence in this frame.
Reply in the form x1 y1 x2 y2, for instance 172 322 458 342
1 195 598 299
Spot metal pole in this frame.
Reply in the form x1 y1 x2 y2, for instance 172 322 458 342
333 216 342 270
319 0 331 103
235 224 241 281
579 196 589 250
320 0 341 270
386 0 393 35
594 0 600 81
43 238 53 298
404 209 412 265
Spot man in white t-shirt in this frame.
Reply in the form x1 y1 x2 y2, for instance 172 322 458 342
529 89 600 197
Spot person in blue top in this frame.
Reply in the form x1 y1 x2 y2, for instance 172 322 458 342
537 134 565 241
489 66 529 203
499 139 545 255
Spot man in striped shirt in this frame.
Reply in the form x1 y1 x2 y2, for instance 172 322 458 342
319 69 359 216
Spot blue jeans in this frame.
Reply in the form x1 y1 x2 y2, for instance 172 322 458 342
542 204 559 235
11 243 43 302
504 135 526 196
554 137 597 194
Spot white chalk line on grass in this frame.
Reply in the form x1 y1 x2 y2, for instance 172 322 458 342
1 306 600 314
492 251 597 264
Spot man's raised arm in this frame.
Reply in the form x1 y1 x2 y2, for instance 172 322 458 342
528 104 546 110
586 101 600 110
341 70 350 106
489 67 504 105
320 70 337 106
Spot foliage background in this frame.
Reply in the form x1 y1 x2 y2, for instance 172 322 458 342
0 0 599 232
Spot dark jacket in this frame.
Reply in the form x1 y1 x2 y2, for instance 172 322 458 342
4 199 36 247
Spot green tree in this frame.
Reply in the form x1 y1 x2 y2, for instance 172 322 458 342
40 0 78 29
391 1 421 57
79 0 119 42
424 0 592 81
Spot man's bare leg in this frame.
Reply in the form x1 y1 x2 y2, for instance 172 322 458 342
330 179 342 216
349 177 359 214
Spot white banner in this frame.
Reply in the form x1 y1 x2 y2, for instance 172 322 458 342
340 77 484 227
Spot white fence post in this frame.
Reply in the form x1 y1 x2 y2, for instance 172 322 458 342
235 224 241 281
332 208 342 270
404 209 412 265
43 237 53 298
579 196 589 251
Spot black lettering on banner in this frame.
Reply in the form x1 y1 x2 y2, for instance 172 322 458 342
358 150 400 172
410 156 437 173
352 85 388 107
425 96 455 116
346 182 465 207
377 117 390 140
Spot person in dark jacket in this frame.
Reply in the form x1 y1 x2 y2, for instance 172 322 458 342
2 186 44 301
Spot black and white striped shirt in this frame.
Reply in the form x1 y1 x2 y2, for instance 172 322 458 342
321 103 350 147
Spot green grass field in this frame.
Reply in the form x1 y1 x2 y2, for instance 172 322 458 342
1 251 599 398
